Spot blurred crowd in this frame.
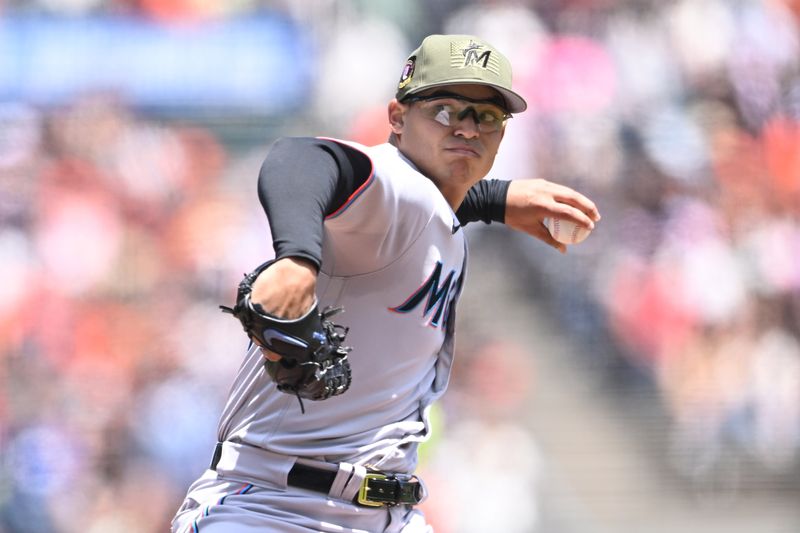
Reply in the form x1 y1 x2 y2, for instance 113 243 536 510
2 0 800 532
0 90 272 531
486 0 800 494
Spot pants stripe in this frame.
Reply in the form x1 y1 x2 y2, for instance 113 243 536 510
191 483 254 532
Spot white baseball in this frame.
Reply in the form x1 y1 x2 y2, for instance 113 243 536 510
544 217 591 245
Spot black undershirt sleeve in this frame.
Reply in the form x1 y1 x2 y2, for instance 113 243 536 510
456 178 510 225
258 137 509 269
257 137 371 270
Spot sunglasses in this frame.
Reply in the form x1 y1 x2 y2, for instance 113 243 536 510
403 92 511 133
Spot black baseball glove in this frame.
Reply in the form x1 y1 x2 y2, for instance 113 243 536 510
220 260 352 411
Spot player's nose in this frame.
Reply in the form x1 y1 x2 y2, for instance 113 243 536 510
453 112 481 138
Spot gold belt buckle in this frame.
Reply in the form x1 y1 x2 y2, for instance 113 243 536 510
357 473 388 507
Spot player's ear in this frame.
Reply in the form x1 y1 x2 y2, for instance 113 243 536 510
388 99 406 135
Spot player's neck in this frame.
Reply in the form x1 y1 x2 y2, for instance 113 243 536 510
435 180 469 211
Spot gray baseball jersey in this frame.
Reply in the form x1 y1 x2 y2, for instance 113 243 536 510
218 140 466 472
173 140 465 533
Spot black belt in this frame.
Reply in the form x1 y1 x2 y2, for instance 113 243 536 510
210 442 423 507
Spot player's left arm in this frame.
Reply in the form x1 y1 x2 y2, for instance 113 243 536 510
457 179 601 253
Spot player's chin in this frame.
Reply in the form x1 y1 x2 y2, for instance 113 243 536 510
448 160 489 182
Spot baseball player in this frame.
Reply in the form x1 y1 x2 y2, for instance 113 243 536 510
171 34 600 533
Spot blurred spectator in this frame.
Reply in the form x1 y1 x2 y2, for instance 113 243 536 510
311 13 408 135
0 85 251 530
418 340 542 533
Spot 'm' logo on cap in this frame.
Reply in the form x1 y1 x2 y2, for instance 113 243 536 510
451 40 500 75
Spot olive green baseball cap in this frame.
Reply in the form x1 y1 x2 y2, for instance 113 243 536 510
396 34 527 113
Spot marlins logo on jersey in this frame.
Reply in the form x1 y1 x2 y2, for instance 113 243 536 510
389 260 464 330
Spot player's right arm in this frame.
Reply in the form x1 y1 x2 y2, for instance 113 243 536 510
457 178 600 253
503 179 600 252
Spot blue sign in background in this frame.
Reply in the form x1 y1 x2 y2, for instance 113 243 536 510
0 15 314 112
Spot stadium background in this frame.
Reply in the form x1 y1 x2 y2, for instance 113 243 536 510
1 0 799 531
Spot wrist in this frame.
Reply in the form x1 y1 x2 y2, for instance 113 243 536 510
251 257 318 319
276 256 318 275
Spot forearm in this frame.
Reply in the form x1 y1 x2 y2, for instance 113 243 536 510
456 178 511 225
457 177 601 252
251 257 318 324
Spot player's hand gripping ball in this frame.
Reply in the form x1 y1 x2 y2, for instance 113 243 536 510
543 217 592 245
220 261 352 411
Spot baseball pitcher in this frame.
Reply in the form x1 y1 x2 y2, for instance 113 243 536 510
171 34 600 533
